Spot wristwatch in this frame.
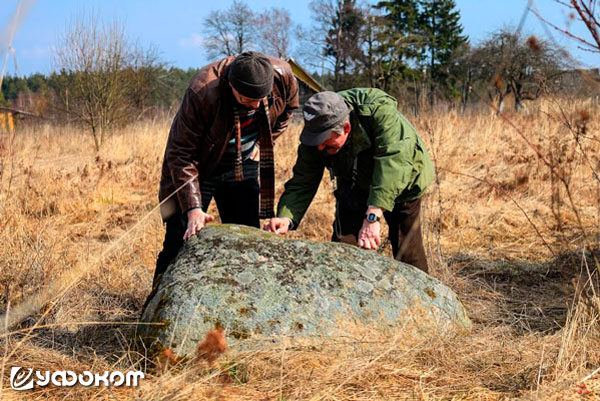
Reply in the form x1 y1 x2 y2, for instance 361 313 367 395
365 212 381 223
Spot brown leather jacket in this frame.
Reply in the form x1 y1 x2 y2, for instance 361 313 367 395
158 55 299 219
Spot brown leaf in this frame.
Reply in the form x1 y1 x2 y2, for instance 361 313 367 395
526 35 541 52
494 75 502 89
196 325 227 365
155 348 183 373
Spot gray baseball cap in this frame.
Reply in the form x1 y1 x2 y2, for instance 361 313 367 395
300 91 351 146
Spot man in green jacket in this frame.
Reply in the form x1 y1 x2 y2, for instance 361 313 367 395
263 89 434 272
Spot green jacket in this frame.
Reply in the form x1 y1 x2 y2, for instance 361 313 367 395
277 88 434 226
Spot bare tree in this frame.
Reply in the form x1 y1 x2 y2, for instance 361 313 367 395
567 0 600 51
536 1 600 53
534 1 600 97
308 0 365 90
54 11 159 151
469 30 564 112
257 8 292 58
203 0 257 60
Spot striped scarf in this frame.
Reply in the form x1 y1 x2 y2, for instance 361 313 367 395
233 98 275 219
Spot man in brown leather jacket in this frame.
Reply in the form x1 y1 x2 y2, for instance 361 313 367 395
154 51 299 288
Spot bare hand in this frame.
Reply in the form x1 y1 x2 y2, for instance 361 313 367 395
249 146 260 162
183 208 215 240
357 220 381 250
263 217 291 234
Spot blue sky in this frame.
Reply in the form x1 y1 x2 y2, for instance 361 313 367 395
0 0 597 77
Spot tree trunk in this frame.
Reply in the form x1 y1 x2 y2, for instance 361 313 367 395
513 80 525 111
462 70 472 113
91 125 100 152
514 96 524 111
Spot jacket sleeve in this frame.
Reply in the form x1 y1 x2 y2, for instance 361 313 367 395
165 88 206 212
366 102 417 211
277 144 324 227
271 70 299 141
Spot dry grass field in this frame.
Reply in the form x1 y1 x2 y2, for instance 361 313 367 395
0 96 599 400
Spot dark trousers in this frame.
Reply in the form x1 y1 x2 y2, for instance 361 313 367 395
152 161 260 288
332 189 429 273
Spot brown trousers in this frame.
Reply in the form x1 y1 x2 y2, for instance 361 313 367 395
332 192 429 273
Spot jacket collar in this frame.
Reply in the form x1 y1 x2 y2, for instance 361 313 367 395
348 111 371 156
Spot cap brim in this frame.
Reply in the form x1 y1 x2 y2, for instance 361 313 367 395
300 127 332 146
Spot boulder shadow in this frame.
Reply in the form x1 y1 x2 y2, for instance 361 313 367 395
448 249 600 334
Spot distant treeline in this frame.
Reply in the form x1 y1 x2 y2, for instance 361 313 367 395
1 0 598 148
0 66 200 116
2 53 595 125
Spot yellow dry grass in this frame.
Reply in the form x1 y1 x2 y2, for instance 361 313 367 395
0 96 599 400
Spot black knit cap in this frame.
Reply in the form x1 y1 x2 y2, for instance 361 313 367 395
228 51 274 99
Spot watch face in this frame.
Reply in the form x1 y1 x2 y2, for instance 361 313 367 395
366 213 377 222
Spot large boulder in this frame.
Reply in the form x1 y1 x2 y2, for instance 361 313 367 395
138 225 471 357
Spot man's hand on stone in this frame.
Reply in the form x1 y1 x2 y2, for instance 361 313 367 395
358 220 381 250
263 217 292 234
184 208 215 240
358 206 383 250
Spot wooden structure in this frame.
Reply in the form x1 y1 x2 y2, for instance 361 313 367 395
0 109 14 134
0 107 45 134
286 58 325 104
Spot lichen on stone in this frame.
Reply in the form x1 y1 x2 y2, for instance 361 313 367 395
138 224 472 357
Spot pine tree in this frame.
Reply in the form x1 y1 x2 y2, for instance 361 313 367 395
372 0 466 102
417 0 467 101
374 0 422 62
371 0 423 92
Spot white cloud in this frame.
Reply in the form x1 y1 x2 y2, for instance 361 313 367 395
179 34 204 49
